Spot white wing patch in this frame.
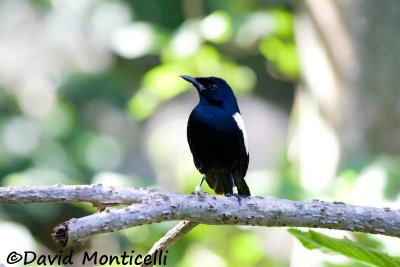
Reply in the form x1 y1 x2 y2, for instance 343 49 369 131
233 112 249 154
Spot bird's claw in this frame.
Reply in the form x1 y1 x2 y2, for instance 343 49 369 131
226 193 246 206
191 184 202 195
192 190 207 196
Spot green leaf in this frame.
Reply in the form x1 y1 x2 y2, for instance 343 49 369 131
288 229 400 267
259 37 299 79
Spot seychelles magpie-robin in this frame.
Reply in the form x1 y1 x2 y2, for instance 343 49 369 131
181 75 250 197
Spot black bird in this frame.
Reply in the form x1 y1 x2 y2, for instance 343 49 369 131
181 75 250 197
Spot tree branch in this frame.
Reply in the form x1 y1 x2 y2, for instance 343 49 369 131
0 184 153 207
1 185 399 248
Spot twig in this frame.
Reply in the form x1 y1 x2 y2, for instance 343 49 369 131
140 221 198 267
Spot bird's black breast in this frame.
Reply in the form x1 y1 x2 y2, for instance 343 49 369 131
187 104 240 173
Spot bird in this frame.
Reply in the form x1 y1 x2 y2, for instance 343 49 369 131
181 75 250 198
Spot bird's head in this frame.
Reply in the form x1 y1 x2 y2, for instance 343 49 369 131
180 75 236 105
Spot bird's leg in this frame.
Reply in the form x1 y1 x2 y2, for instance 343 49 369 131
194 176 206 193
230 173 239 195
226 173 242 205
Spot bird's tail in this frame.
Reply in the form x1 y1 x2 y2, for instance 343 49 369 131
206 173 251 196
237 178 250 196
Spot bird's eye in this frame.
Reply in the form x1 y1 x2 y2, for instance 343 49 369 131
209 84 217 91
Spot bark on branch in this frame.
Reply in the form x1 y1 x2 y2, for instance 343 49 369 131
0 184 150 206
0 185 399 248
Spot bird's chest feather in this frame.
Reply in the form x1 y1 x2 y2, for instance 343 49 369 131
189 106 235 140
187 105 239 170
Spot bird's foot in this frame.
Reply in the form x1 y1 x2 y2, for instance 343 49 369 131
225 193 246 206
226 186 247 205
192 186 202 195
192 177 206 195
192 190 208 202
194 185 201 193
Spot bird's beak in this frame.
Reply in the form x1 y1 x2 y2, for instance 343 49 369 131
180 75 205 92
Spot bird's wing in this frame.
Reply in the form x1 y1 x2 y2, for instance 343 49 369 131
232 113 249 178
236 129 249 179
187 122 202 171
